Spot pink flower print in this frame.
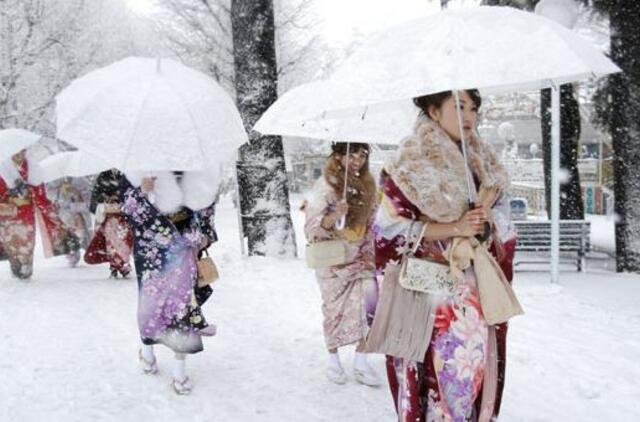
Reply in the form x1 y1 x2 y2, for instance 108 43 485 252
450 306 487 348
453 343 484 381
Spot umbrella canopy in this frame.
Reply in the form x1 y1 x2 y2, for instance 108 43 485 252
255 6 619 142
0 129 42 160
31 151 113 184
56 57 248 172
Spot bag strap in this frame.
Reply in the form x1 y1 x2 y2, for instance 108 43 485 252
402 220 428 258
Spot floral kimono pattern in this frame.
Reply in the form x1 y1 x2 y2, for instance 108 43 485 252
0 159 80 278
84 170 133 273
304 177 379 350
120 177 216 354
48 177 93 266
374 178 516 422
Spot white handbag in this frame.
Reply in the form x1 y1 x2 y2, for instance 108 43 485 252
399 256 458 295
397 221 458 295
305 240 347 269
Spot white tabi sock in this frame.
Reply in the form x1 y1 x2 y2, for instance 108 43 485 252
328 352 342 369
141 344 155 362
173 354 187 382
354 352 369 371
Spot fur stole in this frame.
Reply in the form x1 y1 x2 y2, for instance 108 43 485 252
323 156 376 230
385 116 509 223
125 170 220 214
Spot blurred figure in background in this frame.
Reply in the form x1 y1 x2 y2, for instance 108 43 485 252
84 169 133 279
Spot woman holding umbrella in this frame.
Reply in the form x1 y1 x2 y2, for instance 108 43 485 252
303 142 380 386
372 90 517 421
120 170 219 395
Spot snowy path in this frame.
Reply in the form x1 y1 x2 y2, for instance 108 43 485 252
1 196 639 421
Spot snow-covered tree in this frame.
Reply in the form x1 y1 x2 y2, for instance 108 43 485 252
231 0 296 257
0 0 160 134
583 0 640 272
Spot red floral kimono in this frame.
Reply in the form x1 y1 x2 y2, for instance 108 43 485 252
372 117 517 421
0 159 80 279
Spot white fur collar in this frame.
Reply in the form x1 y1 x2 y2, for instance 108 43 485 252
384 116 509 223
125 170 221 214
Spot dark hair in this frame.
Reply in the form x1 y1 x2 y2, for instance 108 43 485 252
330 142 371 173
413 89 482 117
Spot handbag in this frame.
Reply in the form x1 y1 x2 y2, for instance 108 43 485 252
197 249 219 287
398 255 458 295
305 239 347 269
397 221 458 295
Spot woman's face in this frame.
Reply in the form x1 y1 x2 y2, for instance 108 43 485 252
428 90 478 142
338 148 368 175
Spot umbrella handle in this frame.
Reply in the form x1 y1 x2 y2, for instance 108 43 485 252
335 215 346 230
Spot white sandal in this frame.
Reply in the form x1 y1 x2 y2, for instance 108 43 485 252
138 349 158 375
172 377 193 395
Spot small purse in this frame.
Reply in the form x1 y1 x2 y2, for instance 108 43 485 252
399 256 458 295
197 250 219 287
305 239 347 269
397 221 458 295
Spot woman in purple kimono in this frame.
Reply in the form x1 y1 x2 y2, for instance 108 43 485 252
120 171 219 395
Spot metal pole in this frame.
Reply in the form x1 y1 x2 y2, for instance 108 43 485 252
551 84 561 283
336 142 350 230
234 160 246 256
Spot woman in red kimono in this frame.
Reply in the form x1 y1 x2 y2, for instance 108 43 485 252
0 151 80 279
83 169 133 279
371 90 517 421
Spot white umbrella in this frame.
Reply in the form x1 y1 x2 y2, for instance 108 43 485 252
255 6 621 283
0 129 42 160
56 57 248 172
30 151 113 184
256 6 618 139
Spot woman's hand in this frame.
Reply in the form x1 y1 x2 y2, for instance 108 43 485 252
320 201 349 230
455 205 488 237
335 200 349 218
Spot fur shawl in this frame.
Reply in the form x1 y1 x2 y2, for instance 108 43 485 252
385 116 509 223
324 156 376 230
125 170 220 214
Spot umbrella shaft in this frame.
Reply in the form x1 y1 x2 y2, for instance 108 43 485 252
453 90 476 205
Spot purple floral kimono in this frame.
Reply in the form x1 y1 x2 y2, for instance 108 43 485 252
120 177 216 354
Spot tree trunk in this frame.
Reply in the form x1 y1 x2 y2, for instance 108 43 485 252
540 84 585 220
609 0 640 272
230 0 297 257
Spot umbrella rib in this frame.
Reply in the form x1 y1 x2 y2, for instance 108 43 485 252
160 76 209 169
122 79 157 171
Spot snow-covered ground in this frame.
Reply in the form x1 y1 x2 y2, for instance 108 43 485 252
1 195 639 422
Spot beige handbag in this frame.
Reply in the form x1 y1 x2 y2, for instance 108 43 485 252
197 250 219 287
305 239 347 269
396 221 459 295
399 256 458 295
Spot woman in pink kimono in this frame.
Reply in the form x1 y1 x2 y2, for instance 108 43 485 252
372 90 517 421
304 142 380 386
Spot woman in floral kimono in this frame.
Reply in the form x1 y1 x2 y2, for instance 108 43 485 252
304 142 380 386
0 151 80 279
120 171 218 395
372 90 517 421
49 177 93 267
84 169 133 278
